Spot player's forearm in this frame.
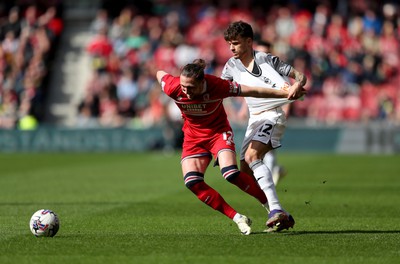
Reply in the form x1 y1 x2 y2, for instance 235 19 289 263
289 68 307 87
239 85 288 98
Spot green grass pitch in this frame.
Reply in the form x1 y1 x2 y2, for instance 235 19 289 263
0 152 399 264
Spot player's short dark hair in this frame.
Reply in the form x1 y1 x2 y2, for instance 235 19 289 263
224 20 254 41
181 59 206 82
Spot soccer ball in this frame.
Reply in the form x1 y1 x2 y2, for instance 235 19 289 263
29 209 60 237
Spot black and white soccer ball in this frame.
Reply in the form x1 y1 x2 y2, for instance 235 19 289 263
29 209 60 237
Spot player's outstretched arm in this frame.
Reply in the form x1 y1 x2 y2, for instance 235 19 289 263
156 70 168 84
240 85 288 98
240 84 307 100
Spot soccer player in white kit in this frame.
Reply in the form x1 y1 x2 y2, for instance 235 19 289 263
255 40 290 186
221 21 307 231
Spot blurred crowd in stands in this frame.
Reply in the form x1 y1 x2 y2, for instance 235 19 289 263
1 0 400 130
0 0 63 129
79 0 400 129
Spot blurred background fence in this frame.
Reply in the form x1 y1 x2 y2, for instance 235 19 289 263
1 122 399 153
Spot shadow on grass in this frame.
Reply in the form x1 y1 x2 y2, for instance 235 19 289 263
251 230 400 235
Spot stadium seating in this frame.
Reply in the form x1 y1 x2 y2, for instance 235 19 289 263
78 0 399 128
2 0 399 129
0 2 64 129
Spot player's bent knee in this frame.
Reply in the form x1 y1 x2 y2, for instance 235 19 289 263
221 165 240 182
184 171 204 188
244 152 263 165
244 154 253 166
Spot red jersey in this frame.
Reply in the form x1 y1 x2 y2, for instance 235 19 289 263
160 74 241 138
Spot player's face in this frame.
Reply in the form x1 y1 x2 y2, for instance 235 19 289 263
227 36 252 59
180 75 204 100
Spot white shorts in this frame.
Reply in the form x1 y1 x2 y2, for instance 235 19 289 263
239 108 287 161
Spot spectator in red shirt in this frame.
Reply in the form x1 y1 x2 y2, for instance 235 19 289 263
86 27 113 58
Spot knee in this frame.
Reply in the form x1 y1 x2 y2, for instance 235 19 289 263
244 149 258 165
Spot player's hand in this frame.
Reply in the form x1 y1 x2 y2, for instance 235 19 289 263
288 82 307 100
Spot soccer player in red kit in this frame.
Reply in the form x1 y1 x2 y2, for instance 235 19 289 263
156 59 305 235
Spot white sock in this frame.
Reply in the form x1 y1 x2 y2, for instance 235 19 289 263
263 151 275 171
250 160 282 211
264 151 281 186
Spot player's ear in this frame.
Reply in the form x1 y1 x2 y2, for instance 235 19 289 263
246 37 253 45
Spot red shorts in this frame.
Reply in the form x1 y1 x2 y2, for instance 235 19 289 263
181 129 236 162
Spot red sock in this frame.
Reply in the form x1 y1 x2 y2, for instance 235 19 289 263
189 181 237 219
230 172 268 204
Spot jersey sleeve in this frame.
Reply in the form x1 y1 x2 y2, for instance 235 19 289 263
220 59 234 81
206 74 241 98
229 81 242 96
262 53 292 76
216 76 241 97
160 74 179 97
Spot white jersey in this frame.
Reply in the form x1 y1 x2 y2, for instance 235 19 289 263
221 51 293 115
